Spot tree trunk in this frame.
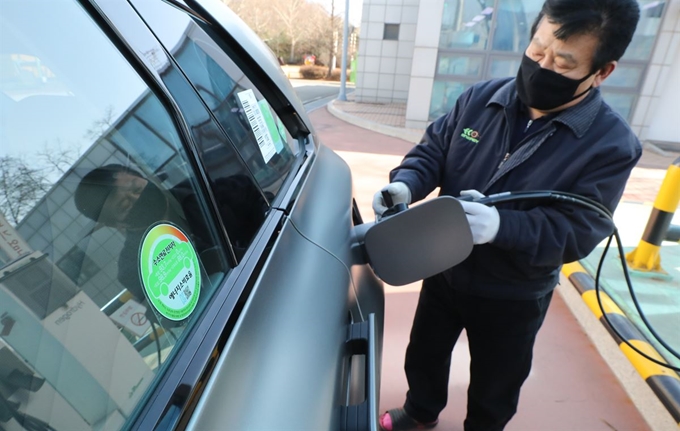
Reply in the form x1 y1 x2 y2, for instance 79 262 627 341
289 39 296 64
327 0 335 77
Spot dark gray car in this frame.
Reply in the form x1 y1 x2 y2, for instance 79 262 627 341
0 1 477 429
0 0 384 429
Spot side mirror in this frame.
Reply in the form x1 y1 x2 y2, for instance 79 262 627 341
358 196 473 286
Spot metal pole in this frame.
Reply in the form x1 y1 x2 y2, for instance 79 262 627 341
337 0 350 101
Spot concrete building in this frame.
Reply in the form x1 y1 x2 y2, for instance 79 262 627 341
355 0 680 147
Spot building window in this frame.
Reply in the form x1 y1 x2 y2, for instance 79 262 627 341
600 91 637 121
429 0 664 122
384 23 400 40
489 57 522 78
437 54 483 77
429 81 472 119
623 0 666 60
439 0 493 50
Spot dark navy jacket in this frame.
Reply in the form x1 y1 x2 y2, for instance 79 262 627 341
390 78 641 300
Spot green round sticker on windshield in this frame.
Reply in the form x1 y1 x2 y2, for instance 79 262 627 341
139 223 201 321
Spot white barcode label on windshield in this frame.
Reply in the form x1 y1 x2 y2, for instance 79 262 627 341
237 89 276 163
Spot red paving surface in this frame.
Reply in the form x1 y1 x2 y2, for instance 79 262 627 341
308 106 666 431
380 290 646 431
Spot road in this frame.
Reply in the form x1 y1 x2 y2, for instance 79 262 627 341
291 80 354 112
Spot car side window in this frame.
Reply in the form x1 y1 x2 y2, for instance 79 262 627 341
132 0 299 200
0 1 232 429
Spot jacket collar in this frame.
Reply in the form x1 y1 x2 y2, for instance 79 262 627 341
488 79 603 139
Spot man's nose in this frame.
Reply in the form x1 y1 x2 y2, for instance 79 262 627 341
119 192 139 212
537 54 555 71
126 188 142 201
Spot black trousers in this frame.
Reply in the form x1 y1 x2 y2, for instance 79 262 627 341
402 273 553 431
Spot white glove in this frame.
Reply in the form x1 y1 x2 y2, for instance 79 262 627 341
460 189 485 200
372 182 411 218
460 200 500 245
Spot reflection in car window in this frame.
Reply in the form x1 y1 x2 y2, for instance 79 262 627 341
0 1 231 429
132 0 299 198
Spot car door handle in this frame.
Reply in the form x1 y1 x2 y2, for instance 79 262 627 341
340 313 379 431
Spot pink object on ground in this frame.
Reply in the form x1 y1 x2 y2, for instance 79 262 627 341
379 411 393 430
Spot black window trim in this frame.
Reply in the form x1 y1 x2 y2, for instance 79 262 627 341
81 0 238 265
129 0 308 217
128 0 274 215
184 0 311 140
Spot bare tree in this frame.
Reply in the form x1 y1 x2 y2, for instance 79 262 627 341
0 156 51 225
84 105 115 141
226 0 276 40
326 0 337 77
299 3 340 66
226 0 342 64
271 0 310 63
38 140 81 176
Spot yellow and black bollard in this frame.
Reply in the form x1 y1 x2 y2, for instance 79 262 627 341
626 156 680 275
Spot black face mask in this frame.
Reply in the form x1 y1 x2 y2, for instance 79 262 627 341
516 53 593 111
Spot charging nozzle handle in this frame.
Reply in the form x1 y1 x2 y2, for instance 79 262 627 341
381 190 394 208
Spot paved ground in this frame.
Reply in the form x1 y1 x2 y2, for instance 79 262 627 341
325 91 680 370
581 203 680 370
306 99 680 430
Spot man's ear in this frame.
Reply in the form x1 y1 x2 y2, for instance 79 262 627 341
592 61 617 88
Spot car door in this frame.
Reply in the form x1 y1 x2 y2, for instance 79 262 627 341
0 2 239 430
112 1 384 429
0 0 384 430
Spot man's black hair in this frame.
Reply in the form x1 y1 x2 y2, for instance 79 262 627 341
531 0 641 73
74 164 143 222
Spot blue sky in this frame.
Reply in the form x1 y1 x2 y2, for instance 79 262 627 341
312 0 364 26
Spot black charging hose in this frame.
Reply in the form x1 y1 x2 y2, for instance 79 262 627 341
471 191 680 371
150 320 163 369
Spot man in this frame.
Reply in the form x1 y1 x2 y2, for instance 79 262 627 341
74 164 267 303
373 1 641 430
74 164 211 303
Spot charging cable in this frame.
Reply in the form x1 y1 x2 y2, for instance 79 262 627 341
468 190 680 371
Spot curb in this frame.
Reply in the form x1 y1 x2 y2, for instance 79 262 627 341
562 262 680 426
326 100 424 144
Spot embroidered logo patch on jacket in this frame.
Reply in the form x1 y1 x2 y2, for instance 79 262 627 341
461 128 480 144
